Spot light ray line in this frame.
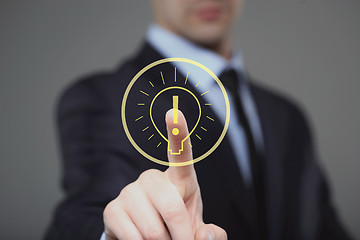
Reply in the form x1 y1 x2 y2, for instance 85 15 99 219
185 72 189 84
135 116 143 121
160 71 165 85
206 116 214 121
201 90 210 96
140 90 149 96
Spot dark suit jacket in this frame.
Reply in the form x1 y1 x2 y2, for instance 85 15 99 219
44 42 352 240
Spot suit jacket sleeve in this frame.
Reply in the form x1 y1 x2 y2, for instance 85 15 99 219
44 76 140 240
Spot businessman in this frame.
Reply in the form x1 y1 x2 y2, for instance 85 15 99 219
45 0 352 239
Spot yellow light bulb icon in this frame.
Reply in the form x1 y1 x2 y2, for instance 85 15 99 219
121 57 231 167
149 86 202 155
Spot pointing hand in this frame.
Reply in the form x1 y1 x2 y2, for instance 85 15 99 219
103 110 227 240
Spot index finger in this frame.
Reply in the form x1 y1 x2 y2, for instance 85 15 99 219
165 109 196 185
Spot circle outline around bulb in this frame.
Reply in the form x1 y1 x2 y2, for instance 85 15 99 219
121 58 230 167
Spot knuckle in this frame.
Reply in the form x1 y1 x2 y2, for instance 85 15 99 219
103 200 118 222
139 169 162 181
207 224 227 240
222 229 228 239
117 182 142 205
146 228 167 240
104 228 116 239
214 225 228 239
162 202 185 222
119 182 136 198
195 230 208 240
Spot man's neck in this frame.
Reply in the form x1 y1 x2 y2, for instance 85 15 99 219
200 35 233 60
156 23 233 60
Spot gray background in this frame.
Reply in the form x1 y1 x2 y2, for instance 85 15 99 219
1 0 359 239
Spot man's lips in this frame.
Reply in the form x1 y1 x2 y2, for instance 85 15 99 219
195 6 223 21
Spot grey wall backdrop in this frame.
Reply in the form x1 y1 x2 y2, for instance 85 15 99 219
1 1 359 239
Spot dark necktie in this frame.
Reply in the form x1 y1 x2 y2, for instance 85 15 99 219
220 69 267 239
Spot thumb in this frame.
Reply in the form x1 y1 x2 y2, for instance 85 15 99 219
165 109 196 186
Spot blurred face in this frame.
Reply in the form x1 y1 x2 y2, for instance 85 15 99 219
151 0 244 47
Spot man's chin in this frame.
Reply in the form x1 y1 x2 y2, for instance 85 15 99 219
185 28 227 47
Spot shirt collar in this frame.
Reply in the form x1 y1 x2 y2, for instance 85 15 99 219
146 23 245 90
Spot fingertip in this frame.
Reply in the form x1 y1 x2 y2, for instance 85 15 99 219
165 109 188 140
165 109 173 122
165 109 185 122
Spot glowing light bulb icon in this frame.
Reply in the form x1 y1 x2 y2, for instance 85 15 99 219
149 86 202 155
121 58 230 167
